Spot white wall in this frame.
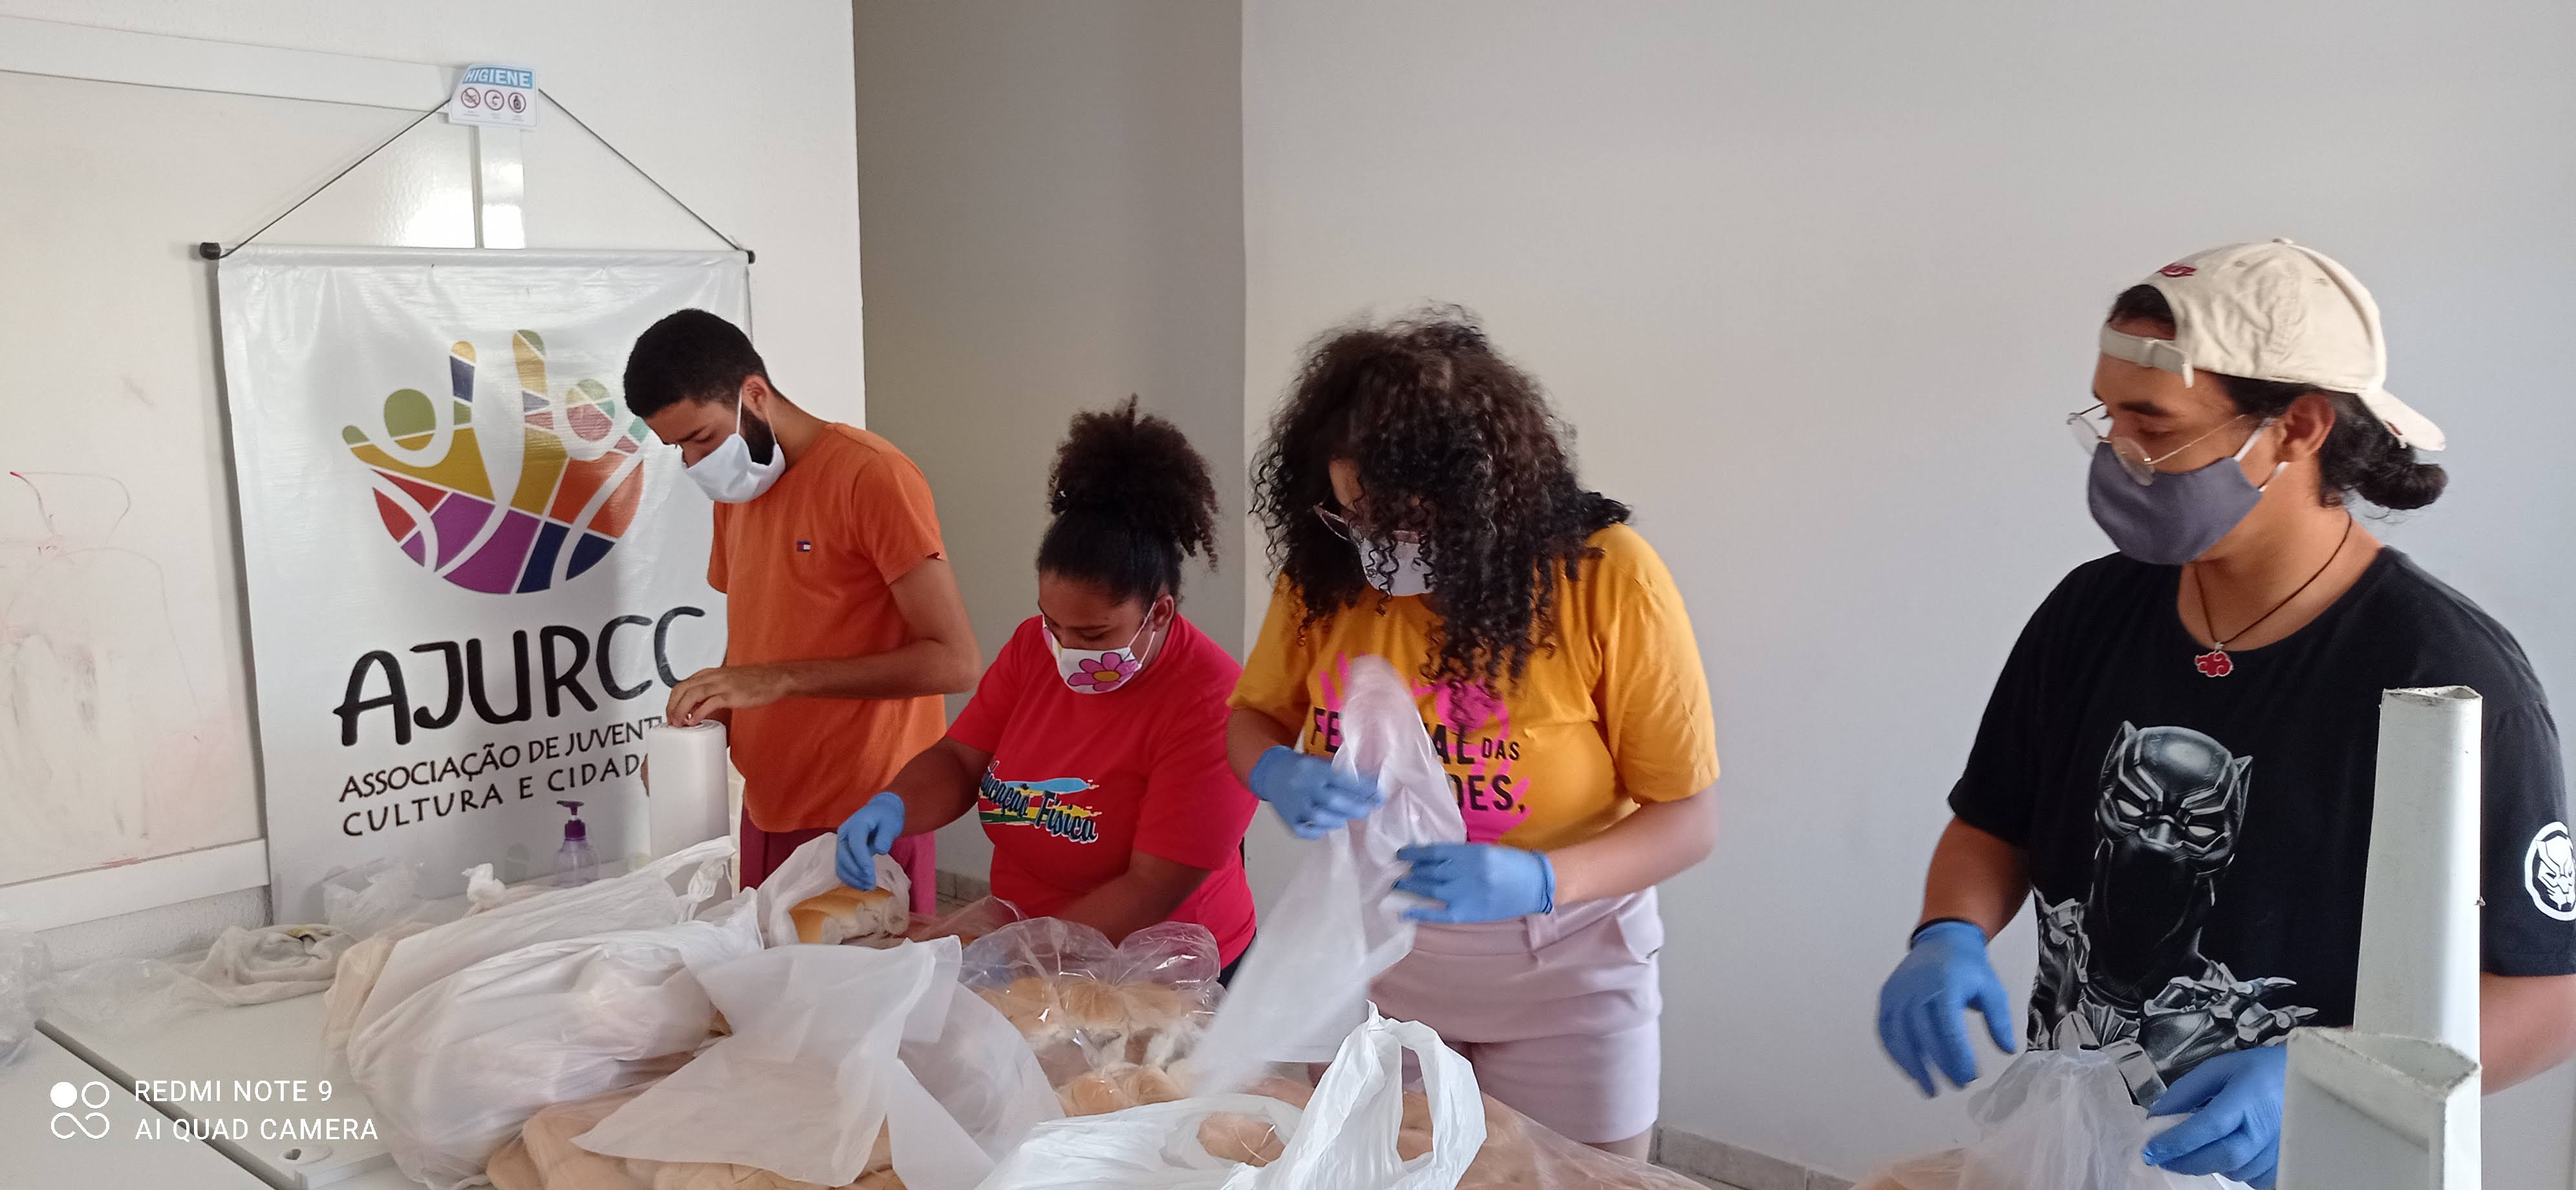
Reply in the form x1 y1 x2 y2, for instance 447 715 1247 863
1 0 861 959
1242 1 2576 1182
850 1 1248 879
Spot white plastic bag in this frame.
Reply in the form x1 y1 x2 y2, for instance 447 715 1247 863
1862 1050 2252 1190
575 939 1048 1190
1193 656 1466 1092
320 919 437 1060
982 1009 1485 1190
349 891 762 1189
755 830 910 947
356 838 735 1043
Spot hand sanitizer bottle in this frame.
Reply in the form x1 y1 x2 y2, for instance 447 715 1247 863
554 800 599 887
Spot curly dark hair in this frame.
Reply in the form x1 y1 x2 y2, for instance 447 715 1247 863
1036 396 1220 603
2109 285 2446 510
1252 308 1629 695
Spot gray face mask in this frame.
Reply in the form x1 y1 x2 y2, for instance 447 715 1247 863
2085 438 2284 565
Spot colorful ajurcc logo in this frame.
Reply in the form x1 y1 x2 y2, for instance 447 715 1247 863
343 332 650 594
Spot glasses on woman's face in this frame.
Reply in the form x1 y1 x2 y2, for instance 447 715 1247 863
1313 504 1360 542
2066 402 2267 486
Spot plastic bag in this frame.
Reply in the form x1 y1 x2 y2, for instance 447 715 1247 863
356 838 735 1044
466 862 559 915
963 918 1222 1079
319 857 431 940
48 922 354 1032
755 832 910 947
349 890 762 1189
1859 1050 2251 1190
575 939 1053 1190
905 895 1024 947
321 918 438 1059
980 1009 1483 1190
488 1083 656 1190
0 924 50 1069
1192 656 1466 1092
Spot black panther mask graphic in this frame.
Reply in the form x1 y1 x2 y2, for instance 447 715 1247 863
2030 722 2317 1088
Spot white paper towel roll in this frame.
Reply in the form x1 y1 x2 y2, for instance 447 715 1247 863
646 721 731 860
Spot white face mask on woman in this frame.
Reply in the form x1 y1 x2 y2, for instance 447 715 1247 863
1048 612 1162 695
1355 532 1433 598
683 398 786 503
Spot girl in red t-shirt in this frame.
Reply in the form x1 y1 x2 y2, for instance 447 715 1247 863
833 399 1260 968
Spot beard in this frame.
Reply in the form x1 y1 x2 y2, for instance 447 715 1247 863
740 407 779 464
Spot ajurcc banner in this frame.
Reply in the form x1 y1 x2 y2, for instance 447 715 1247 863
217 246 740 920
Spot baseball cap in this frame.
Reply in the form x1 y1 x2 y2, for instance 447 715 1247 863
2099 239 2444 451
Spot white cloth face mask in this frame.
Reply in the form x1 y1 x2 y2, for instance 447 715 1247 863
684 398 786 503
1355 533 1433 598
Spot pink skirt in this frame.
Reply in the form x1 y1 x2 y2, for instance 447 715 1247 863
1369 888 1664 1141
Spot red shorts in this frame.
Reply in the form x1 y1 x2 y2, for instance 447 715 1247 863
737 807 936 916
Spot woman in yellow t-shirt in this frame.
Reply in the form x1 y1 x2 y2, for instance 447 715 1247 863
1227 312 1720 1158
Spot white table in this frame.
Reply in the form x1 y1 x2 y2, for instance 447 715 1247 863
2 1030 275 1188
43 991 422 1188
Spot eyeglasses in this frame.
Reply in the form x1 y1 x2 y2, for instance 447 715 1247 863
2067 403 2270 486
1313 504 1360 542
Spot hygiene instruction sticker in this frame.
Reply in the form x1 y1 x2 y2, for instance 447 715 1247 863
449 63 537 128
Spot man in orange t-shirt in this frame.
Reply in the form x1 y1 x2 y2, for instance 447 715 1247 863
624 310 979 900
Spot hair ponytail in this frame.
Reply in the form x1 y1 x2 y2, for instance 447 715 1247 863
1036 396 1220 603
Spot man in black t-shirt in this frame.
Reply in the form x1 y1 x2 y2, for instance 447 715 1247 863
1873 241 2576 1189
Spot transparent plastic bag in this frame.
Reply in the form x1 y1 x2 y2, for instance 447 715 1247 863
49 922 354 1033
1193 655 1466 1093
962 917 1222 1080
1859 1050 2251 1190
319 857 431 940
349 891 762 1189
0 924 50 1069
905 894 1025 947
574 939 1053 1190
981 1009 1482 1190
356 838 735 1044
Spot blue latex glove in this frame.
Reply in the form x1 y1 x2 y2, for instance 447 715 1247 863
2143 1045 2288 1188
1249 746 1382 839
1392 843 1556 924
1875 920 2017 1096
834 792 907 889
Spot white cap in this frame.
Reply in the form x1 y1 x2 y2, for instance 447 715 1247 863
2099 239 2443 451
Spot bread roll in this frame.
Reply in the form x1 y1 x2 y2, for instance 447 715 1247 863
645 1162 836 1190
976 977 1064 1041
517 1087 652 1188
1111 1064 1184 1107
1245 1076 1316 1110
1197 1113 1285 1167
1054 975 1130 1037
1057 1070 1129 1117
483 1136 543 1190
790 885 907 946
1397 1128 1435 1162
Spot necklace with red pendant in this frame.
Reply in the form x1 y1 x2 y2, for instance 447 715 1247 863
2187 517 2354 678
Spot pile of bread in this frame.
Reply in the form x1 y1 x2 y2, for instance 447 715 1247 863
974 973 1212 1079
1041 1070 1557 1188
486 1085 905 1190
